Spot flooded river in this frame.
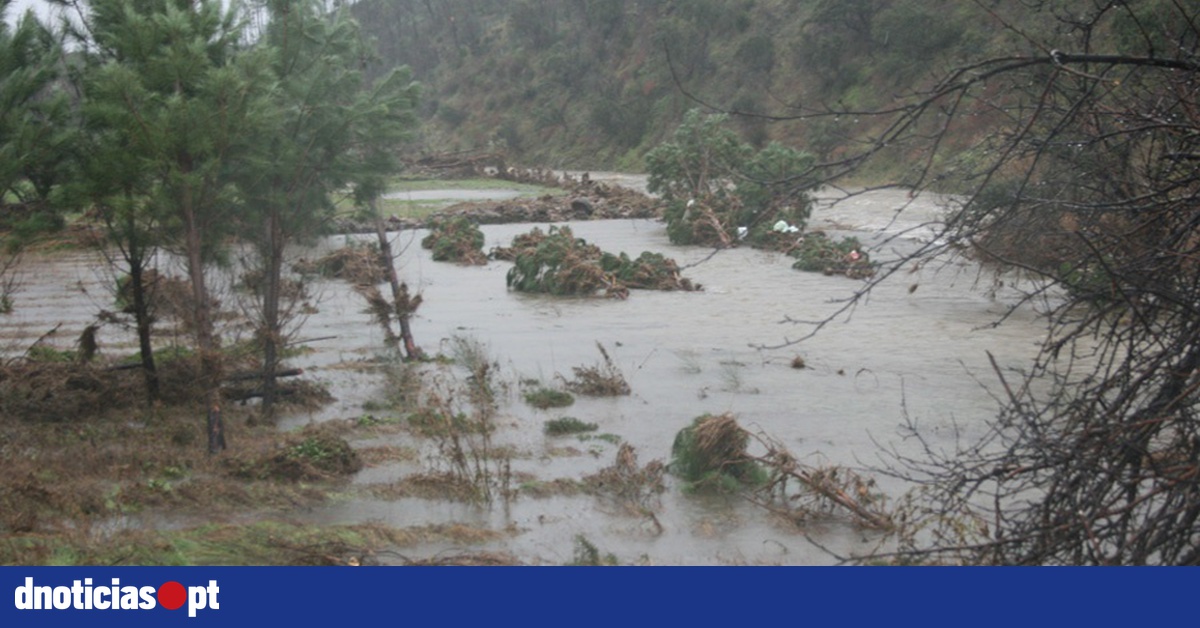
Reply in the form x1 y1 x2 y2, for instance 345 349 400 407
1 186 1053 564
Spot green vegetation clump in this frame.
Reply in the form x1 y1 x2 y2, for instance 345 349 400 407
230 433 362 482
647 110 815 248
647 110 872 279
789 233 875 279
523 387 575 409
25 344 77 363
568 534 618 566
421 216 487 265
502 225 698 297
598 251 699 293
543 416 598 435
670 413 767 492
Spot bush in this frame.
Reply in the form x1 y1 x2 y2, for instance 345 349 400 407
543 417 598 435
523 387 575 409
646 109 816 247
670 413 766 492
503 225 698 297
564 342 631 396
421 217 487 265
789 233 875 279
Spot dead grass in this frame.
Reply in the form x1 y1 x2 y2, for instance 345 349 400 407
398 551 521 566
564 342 631 396
292 244 388 285
0 520 510 566
363 472 483 502
517 477 586 498
0 360 204 420
0 403 359 541
355 444 419 466
584 443 665 517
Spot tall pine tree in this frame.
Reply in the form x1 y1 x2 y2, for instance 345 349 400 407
235 0 419 419
79 0 269 452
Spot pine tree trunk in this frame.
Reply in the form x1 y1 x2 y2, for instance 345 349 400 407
127 251 160 403
258 208 284 422
182 182 225 454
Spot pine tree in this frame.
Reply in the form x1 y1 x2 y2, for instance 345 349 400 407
79 0 269 452
0 2 72 312
234 0 420 418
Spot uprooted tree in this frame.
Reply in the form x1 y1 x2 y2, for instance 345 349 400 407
723 1 1200 564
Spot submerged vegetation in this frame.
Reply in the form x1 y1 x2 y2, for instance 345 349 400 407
421 216 488 265
564 343 631 397
649 111 874 280
543 416 598 436
501 225 700 298
670 414 768 492
523 386 575 410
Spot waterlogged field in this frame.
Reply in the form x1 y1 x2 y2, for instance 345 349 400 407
0 186 1050 565
371 178 561 222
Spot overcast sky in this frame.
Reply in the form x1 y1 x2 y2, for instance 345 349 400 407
6 0 62 26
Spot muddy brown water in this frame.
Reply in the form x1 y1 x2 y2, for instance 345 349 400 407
1 187 1054 564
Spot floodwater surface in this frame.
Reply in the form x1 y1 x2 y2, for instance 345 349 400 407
1 188 1053 564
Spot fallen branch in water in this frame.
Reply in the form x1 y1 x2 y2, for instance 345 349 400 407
746 428 893 530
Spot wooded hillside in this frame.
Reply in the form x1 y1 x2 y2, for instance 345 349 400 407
350 0 1108 173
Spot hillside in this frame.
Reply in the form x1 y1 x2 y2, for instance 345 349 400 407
350 0 1049 174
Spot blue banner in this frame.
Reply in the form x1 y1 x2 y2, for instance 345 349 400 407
1 566 1193 627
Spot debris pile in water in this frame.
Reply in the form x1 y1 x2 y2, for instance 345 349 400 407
292 243 388 284
497 225 700 298
333 171 660 234
670 413 766 491
420 216 487 265
564 342 631 396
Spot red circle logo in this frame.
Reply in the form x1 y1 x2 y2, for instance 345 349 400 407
157 581 186 610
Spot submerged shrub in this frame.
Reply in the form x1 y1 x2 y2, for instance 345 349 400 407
421 217 487 265
670 413 767 492
543 416 598 435
523 387 575 409
502 225 698 297
230 433 362 482
647 109 816 248
292 242 388 284
568 534 618 566
789 233 875 279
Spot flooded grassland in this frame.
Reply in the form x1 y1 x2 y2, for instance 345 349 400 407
0 186 1052 565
